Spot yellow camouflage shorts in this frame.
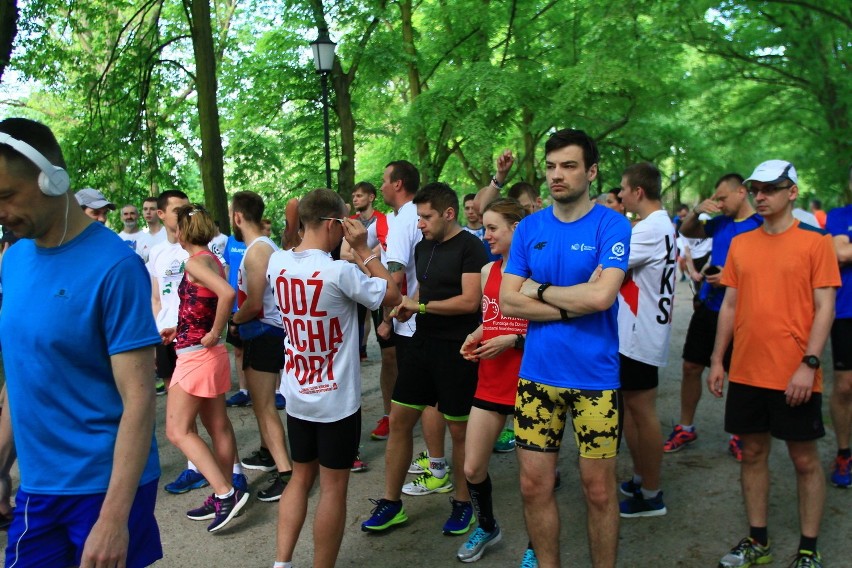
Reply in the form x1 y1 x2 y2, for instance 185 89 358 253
514 378 622 459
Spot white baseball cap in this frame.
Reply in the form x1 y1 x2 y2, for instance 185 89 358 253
744 160 798 185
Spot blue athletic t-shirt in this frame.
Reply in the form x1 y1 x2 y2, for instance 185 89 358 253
698 213 762 311
826 205 852 319
0 222 161 494
505 205 631 389
223 234 246 312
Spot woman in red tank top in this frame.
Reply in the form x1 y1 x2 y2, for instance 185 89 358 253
457 198 528 562
162 205 249 532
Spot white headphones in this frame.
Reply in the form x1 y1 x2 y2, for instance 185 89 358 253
0 132 70 196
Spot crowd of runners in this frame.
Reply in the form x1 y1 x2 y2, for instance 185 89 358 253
0 117 849 568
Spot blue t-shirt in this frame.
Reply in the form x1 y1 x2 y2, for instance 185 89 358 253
223 234 246 312
505 205 631 389
0 223 161 494
826 205 852 319
698 213 762 311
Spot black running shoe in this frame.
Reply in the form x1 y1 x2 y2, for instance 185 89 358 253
257 472 288 502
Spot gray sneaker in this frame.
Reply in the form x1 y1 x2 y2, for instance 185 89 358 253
457 525 502 563
719 537 772 567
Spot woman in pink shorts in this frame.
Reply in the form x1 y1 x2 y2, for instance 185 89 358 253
163 205 248 533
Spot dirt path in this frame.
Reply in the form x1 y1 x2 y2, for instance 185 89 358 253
2 280 849 566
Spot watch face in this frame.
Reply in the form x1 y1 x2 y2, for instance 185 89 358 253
803 355 820 369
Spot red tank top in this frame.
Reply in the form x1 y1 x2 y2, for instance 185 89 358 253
176 251 225 349
476 259 528 406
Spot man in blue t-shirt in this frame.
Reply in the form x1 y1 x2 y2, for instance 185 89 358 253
501 129 630 568
223 233 252 406
663 173 762 459
0 118 162 567
827 168 852 488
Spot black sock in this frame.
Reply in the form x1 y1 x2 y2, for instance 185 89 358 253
838 448 851 459
749 526 768 546
799 535 817 553
278 470 292 480
527 541 534 551
467 475 495 532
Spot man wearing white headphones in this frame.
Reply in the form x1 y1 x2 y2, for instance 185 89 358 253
0 118 163 568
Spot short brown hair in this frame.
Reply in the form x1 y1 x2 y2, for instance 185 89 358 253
176 204 215 246
298 188 346 227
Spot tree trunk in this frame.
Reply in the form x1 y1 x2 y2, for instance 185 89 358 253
183 0 229 233
0 0 17 85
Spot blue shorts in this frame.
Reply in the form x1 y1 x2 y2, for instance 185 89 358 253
5 479 162 568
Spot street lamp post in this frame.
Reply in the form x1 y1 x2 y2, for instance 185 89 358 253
310 29 336 190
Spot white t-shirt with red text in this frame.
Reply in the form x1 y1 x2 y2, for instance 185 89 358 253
267 248 388 422
617 209 677 367
238 236 282 327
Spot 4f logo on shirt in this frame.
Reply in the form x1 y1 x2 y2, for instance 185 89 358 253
534 241 547 250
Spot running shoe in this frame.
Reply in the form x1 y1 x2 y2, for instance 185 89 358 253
408 450 430 474
443 498 475 535
371 416 390 440
619 491 667 518
663 425 697 453
718 537 772 568
232 473 249 494
186 494 217 521
493 428 516 453
620 478 642 497
402 470 453 496
729 435 743 462
225 390 252 407
257 472 287 502
240 448 276 472
275 392 286 410
788 550 822 568
520 547 539 568
164 469 209 494
155 378 166 396
457 524 502 562
351 457 369 473
361 498 407 532
830 454 851 488
207 489 249 532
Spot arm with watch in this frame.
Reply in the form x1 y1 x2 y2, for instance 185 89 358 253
784 286 836 407
500 264 611 321
474 150 515 215
391 271 483 322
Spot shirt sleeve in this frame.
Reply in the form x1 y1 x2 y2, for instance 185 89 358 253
337 262 388 311
704 216 722 238
627 220 655 269
385 217 414 267
812 233 843 289
598 214 631 272
720 238 739 289
101 256 161 355
825 209 845 237
462 235 489 274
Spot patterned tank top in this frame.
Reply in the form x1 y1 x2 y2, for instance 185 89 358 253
176 251 224 349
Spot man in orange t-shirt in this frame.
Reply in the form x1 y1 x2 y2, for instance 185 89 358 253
707 160 841 568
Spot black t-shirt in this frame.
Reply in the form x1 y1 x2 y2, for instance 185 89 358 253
415 229 488 341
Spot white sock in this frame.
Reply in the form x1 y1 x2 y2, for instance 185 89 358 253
680 424 695 432
215 487 235 500
187 461 198 472
632 474 643 485
240 389 248 395
233 463 243 475
641 488 660 500
273 562 291 568
428 457 447 478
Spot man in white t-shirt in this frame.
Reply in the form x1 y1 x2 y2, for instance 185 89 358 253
208 220 228 263
268 189 400 568
616 162 677 518
117 204 153 262
142 196 167 247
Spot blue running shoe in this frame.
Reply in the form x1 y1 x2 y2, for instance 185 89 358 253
275 392 286 410
520 548 539 568
443 498 475 535
165 469 209 494
620 478 642 497
457 525 502 562
232 473 249 494
619 491 667 518
831 454 851 488
225 390 252 407
361 498 407 532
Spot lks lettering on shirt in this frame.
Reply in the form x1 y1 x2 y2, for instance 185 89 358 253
274 269 343 390
657 234 676 324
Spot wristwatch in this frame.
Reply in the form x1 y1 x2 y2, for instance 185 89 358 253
419 300 428 315
537 282 552 302
802 355 820 370
514 334 525 350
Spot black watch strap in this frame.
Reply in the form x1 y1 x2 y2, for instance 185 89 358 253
802 355 820 370
537 282 552 302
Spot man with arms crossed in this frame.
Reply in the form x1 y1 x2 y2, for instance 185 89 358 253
501 128 630 568
708 160 840 568
0 118 162 567
230 191 293 502
269 189 400 568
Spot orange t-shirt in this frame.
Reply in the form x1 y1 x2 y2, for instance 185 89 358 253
721 221 841 392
